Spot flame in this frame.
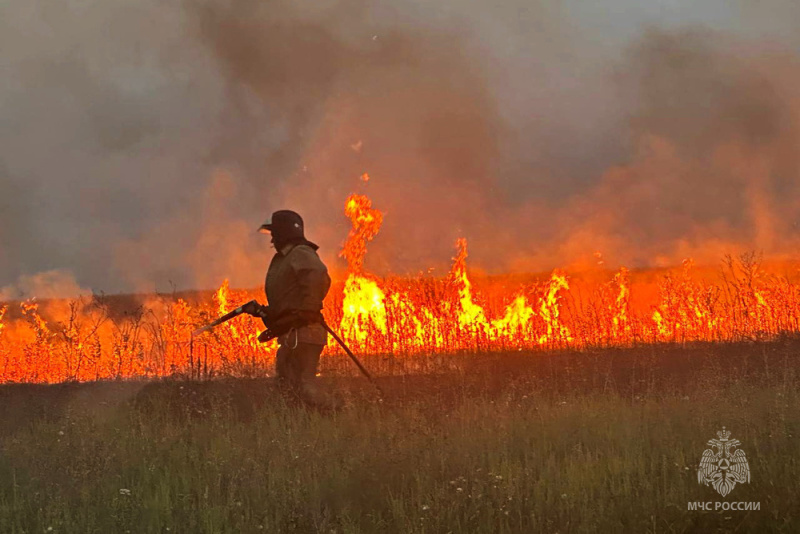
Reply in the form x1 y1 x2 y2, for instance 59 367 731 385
338 193 389 348
3 192 800 383
21 299 48 336
492 295 536 339
537 270 572 345
612 267 631 339
451 238 489 329
340 194 383 275
0 305 7 339
340 274 387 346
216 279 230 314
447 238 545 346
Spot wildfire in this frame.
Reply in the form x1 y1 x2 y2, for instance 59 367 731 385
340 194 383 275
1 193 800 383
612 267 630 338
536 271 572 345
339 193 389 347
340 275 387 346
451 238 488 329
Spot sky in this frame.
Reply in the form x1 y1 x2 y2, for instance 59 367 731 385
1 0 800 298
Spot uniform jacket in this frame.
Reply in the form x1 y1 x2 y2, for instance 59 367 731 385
265 241 331 345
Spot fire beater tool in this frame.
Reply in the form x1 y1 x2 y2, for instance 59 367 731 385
191 300 259 336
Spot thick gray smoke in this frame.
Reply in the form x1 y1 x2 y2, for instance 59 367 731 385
2 0 800 296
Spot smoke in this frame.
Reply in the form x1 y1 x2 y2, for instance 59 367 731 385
2 0 800 294
0 270 90 301
190 1 800 274
549 28 800 268
113 169 269 292
188 0 511 276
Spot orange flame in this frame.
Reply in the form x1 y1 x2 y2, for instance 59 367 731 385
537 270 572 345
0 305 7 339
340 194 383 275
2 193 800 383
340 275 387 346
338 194 389 347
612 267 631 339
451 238 489 329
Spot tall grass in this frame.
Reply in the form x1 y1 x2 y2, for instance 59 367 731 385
1 343 798 533
2 254 800 383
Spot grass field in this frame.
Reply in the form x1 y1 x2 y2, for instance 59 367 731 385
1 341 798 533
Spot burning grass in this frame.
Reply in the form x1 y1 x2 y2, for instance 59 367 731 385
0 341 797 532
1 249 800 383
2 193 800 384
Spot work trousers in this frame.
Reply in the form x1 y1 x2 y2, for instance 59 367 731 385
275 340 327 408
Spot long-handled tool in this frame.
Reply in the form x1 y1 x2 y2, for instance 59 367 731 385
322 322 383 397
192 302 382 396
191 300 259 337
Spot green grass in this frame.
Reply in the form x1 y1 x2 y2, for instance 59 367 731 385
1 342 798 533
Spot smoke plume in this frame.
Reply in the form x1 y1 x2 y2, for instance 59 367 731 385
2 0 800 295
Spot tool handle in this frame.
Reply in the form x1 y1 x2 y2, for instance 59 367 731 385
321 323 382 398
192 299 259 336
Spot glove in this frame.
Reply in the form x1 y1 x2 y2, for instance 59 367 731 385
241 301 271 319
257 329 277 343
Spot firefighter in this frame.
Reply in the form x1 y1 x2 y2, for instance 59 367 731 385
244 210 333 408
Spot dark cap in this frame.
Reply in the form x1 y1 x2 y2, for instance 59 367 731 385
258 210 304 235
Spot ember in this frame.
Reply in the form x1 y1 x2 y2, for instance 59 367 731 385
1 195 799 384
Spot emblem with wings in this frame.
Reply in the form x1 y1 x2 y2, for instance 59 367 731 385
697 427 750 497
